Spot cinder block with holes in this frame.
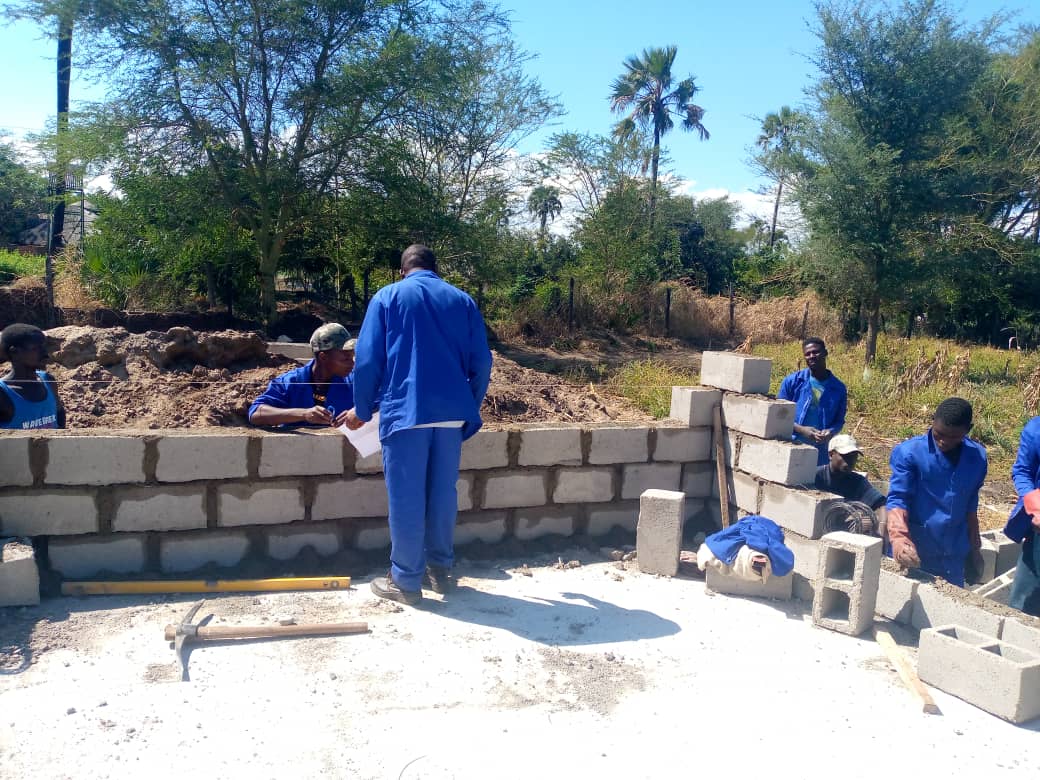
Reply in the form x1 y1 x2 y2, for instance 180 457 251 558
981 529 1020 579
918 624 1040 724
811 531 882 636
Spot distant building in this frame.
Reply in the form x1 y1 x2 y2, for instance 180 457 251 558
17 199 97 252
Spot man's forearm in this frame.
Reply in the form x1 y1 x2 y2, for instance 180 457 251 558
249 405 307 426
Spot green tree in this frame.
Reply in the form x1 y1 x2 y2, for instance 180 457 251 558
610 45 709 229
526 185 562 250
752 106 809 248
796 0 996 363
0 141 47 244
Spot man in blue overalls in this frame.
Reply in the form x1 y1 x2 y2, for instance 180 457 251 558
886 397 987 587
248 323 355 428
777 337 847 466
1004 417 1040 616
344 245 493 605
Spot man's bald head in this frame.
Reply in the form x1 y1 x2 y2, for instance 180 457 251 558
401 244 437 275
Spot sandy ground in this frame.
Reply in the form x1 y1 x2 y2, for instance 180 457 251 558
1 550 1037 779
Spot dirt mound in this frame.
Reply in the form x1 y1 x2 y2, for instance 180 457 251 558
35 326 650 429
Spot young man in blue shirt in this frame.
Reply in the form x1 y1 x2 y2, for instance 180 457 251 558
777 337 847 466
886 397 987 587
0 323 65 430
344 244 493 605
248 323 355 428
1005 417 1040 616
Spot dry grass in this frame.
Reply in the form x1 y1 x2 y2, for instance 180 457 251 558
53 254 105 310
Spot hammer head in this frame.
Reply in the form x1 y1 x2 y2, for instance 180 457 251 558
173 600 205 681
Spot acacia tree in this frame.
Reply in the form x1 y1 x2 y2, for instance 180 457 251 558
609 45 709 229
797 0 995 363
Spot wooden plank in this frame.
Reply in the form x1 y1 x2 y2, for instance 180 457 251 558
874 627 942 715
713 404 731 529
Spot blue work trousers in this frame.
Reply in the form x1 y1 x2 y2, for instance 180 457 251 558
383 426 464 592
1009 533 1040 616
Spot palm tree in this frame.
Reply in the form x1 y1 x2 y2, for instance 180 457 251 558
756 106 807 248
610 45 708 229
526 185 562 252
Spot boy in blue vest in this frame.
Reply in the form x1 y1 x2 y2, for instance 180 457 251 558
249 323 355 428
0 323 65 430
886 397 986 587
777 337 847 466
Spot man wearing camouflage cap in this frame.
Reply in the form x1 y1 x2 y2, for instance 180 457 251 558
249 323 356 428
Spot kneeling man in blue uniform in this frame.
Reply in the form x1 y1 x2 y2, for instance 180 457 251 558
886 397 986 587
344 244 493 605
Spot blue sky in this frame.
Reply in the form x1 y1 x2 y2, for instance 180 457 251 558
1 1 1035 218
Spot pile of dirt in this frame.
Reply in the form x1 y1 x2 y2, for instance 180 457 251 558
37 326 651 429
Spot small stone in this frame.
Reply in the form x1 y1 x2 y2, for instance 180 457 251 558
66 707 76 715
329 672 338 681
566 560 581 569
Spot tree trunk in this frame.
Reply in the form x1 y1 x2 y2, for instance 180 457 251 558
256 232 284 331
865 303 881 365
204 262 217 308
48 17 73 322
649 125 661 230
769 179 784 249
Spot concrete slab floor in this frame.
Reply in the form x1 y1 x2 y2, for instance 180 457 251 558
1 551 1038 780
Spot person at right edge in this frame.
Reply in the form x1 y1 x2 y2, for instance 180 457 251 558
344 244 493 606
885 397 987 588
1004 417 1040 616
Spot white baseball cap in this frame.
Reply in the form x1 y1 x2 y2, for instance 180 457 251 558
828 434 862 456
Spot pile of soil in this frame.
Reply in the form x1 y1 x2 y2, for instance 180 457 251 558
37 326 651 429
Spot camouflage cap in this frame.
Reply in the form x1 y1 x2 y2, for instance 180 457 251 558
309 323 352 353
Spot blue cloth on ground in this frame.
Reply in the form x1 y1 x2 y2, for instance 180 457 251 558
248 360 355 428
352 269 493 442
705 516 794 577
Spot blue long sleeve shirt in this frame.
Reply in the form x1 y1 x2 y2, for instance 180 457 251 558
886 430 987 560
1006 417 1040 542
704 516 795 576
352 269 493 442
777 368 847 465
248 361 355 428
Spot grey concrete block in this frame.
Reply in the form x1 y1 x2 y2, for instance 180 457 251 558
454 511 508 545
355 450 383 474
699 352 772 394
812 531 882 636
518 427 582 466
45 436 146 485
514 507 577 540
911 582 1005 636
48 534 146 578
669 386 722 427
784 531 824 581
684 497 707 526
0 436 34 487
588 426 649 465
483 472 548 509
160 531 250 572
654 427 712 462
459 430 509 470
738 438 817 486
259 431 345 478
706 567 793 599
721 395 795 440
0 491 98 536
267 523 341 561
636 489 684 576
981 529 1020 578
713 469 760 515
218 483 304 527
711 430 741 468
759 482 840 539
876 568 919 624
355 523 390 551
156 433 249 482
113 485 207 532
554 468 614 504
1001 617 1040 656
312 478 389 520
0 538 39 606
586 503 638 536
973 571 1015 606
681 462 714 498
919 625 1040 724
621 463 681 500
457 474 474 512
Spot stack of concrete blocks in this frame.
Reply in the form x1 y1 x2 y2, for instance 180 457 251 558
681 351 832 600
918 624 1040 724
636 489 685 576
0 418 715 579
0 537 40 607
811 531 882 636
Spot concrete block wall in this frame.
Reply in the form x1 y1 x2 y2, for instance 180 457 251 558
0 421 715 578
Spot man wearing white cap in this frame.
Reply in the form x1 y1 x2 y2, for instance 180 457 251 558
815 434 887 536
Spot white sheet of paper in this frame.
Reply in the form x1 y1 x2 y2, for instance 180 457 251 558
339 412 381 458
